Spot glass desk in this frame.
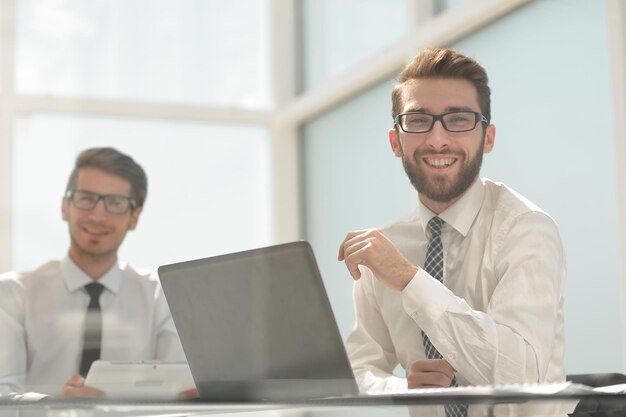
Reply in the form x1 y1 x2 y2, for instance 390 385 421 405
2 389 626 417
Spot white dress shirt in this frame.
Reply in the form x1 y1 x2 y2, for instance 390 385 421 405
0 256 186 396
346 178 565 394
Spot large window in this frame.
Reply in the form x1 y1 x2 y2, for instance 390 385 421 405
3 0 273 273
14 114 270 271
17 0 270 106
300 0 406 91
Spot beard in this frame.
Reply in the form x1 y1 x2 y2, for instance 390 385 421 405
67 218 126 261
401 140 484 203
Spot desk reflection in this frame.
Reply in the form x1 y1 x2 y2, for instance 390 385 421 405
0 396 604 417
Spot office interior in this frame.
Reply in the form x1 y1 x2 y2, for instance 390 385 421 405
0 0 625 386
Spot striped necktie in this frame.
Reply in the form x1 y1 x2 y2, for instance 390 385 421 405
421 217 467 417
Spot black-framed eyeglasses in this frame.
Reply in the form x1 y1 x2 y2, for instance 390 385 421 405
394 111 489 133
66 190 136 214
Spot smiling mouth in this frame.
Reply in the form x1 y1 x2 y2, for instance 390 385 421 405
424 157 455 168
83 226 108 237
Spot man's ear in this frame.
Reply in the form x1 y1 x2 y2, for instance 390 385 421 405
389 128 403 157
128 206 143 231
62 197 69 221
483 124 496 154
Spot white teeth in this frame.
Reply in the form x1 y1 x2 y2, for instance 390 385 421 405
427 158 453 168
84 227 106 235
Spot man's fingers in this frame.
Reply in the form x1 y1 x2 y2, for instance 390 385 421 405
347 262 361 280
338 230 371 261
64 373 85 388
407 370 453 388
410 358 454 372
343 239 374 280
407 359 456 388
179 388 199 399
61 386 104 398
338 228 415 291
59 374 106 398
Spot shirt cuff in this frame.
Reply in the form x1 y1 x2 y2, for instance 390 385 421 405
4 392 49 401
401 267 454 328
362 374 408 394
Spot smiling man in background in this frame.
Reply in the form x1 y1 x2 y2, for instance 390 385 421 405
0 147 185 399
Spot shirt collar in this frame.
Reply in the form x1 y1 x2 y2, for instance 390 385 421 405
61 255 123 294
417 177 485 237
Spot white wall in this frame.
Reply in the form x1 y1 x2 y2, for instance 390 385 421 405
457 0 623 373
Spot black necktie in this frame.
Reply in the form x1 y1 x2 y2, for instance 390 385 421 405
421 217 467 417
79 282 105 377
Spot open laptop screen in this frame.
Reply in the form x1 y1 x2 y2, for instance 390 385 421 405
158 241 358 401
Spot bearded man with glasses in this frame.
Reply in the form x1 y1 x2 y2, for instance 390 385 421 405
0 147 186 399
338 48 565 403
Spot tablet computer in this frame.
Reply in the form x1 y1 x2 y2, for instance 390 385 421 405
85 360 195 399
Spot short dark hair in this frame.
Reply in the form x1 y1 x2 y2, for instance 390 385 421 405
65 147 148 208
392 48 491 122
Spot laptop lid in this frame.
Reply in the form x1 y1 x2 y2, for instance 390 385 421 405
157 241 359 401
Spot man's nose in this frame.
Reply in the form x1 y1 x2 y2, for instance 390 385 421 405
87 199 109 217
424 120 451 148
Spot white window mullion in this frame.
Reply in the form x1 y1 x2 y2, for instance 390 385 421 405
0 0 17 272
608 0 626 366
268 0 300 243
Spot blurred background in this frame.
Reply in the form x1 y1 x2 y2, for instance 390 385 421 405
1 0 625 376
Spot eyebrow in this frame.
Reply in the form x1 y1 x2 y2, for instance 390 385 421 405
403 105 476 113
75 189 132 198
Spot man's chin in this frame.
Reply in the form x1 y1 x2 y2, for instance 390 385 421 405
415 178 453 200
419 190 458 203
76 245 117 259
419 175 479 203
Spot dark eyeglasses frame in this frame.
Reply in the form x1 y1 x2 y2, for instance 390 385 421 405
394 111 489 133
65 190 136 214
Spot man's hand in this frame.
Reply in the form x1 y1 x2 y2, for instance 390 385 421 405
407 359 456 388
59 374 105 398
178 387 199 399
338 229 418 291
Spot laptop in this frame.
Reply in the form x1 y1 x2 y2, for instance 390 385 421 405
157 241 360 402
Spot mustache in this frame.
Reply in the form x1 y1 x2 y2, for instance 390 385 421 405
79 220 109 228
412 149 464 158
